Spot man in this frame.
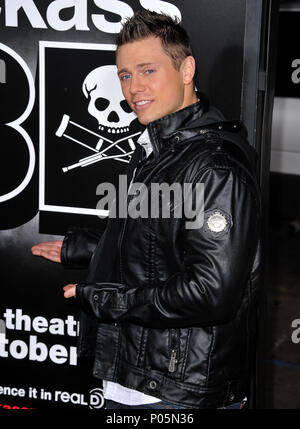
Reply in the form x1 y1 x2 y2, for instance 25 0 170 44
32 10 261 409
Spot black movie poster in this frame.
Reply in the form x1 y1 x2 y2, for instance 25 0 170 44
0 0 253 410
40 42 140 218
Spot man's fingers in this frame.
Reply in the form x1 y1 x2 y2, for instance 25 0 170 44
47 250 61 263
32 241 62 252
31 241 63 263
63 284 76 298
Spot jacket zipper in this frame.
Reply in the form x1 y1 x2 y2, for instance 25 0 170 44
118 159 147 282
118 152 169 281
168 349 178 373
168 329 179 373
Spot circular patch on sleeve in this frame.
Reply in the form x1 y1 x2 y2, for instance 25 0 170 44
207 211 228 232
203 209 232 237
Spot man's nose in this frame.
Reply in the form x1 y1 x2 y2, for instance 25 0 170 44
129 74 145 94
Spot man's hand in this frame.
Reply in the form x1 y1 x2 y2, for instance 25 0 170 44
63 284 77 298
31 241 63 263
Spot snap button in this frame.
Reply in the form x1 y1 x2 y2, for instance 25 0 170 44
228 393 235 402
174 135 180 143
149 380 157 390
93 295 99 301
200 130 205 134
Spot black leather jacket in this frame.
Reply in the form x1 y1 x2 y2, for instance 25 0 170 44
62 97 261 409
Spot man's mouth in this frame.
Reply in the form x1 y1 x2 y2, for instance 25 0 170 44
134 100 152 110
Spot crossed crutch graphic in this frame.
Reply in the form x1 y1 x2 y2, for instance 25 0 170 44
55 114 141 172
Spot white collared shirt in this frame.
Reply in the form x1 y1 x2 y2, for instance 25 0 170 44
137 127 153 158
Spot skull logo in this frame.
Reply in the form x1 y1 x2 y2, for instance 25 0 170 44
82 65 137 134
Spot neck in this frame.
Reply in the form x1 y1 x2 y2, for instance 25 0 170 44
183 88 199 109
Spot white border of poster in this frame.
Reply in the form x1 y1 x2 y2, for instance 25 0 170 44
39 41 116 217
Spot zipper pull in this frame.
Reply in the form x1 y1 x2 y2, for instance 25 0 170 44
168 349 177 373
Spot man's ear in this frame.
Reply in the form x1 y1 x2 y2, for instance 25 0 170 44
181 56 196 85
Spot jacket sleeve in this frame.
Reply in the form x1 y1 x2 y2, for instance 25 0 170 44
61 226 105 269
76 166 261 328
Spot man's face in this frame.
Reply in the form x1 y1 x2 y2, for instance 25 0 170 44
116 36 188 126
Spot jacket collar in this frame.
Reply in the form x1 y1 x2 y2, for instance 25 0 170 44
146 93 209 155
140 92 257 173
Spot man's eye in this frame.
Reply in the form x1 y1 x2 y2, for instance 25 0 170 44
120 74 131 81
145 69 155 75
